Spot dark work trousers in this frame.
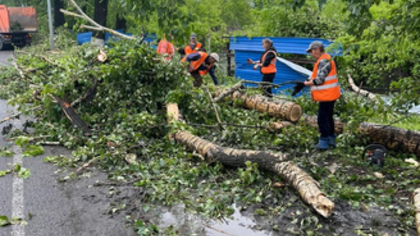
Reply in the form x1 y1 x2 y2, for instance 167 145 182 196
318 101 336 137
262 73 275 97
190 70 203 88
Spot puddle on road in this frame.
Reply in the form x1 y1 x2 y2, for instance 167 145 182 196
155 204 271 236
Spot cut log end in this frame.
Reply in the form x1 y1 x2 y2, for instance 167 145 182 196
313 194 335 218
289 104 302 123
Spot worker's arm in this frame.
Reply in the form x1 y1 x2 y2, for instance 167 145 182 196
304 59 331 86
185 52 201 62
208 66 219 85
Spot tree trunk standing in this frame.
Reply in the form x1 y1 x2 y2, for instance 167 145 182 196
92 0 109 46
115 14 126 31
53 0 65 28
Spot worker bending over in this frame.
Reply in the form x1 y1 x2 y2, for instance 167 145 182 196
183 52 219 87
301 41 341 150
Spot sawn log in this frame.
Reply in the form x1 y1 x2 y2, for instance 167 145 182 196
230 91 302 122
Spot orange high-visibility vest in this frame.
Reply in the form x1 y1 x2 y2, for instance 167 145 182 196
184 42 202 55
310 53 340 102
157 39 174 60
260 50 277 74
182 52 208 72
199 63 214 76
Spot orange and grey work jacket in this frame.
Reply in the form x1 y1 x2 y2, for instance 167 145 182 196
157 39 175 61
260 50 277 74
310 53 340 102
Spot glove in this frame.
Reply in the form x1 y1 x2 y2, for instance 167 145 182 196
292 82 305 96
247 58 253 64
253 65 259 70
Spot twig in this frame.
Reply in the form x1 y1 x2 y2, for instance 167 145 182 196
187 122 269 130
75 156 99 173
37 141 60 146
6 135 52 142
204 86 224 130
204 224 237 236
0 105 42 124
13 62 26 79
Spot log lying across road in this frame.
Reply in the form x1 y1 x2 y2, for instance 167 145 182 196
167 103 334 218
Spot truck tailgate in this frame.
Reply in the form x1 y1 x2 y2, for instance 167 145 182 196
8 7 37 32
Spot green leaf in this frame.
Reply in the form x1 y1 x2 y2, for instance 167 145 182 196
23 145 45 157
0 215 10 227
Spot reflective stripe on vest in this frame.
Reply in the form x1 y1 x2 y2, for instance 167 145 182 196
260 50 276 74
185 42 202 55
310 54 340 102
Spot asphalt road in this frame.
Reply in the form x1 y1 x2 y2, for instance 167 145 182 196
0 50 135 236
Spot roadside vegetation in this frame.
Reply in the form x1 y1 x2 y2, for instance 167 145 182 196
0 0 419 235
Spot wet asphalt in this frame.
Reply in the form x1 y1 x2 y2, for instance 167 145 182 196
0 50 135 236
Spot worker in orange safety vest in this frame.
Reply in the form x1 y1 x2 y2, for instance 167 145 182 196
156 36 175 61
182 51 219 87
247 38 277 97
184 33 204 55
301 41 341 150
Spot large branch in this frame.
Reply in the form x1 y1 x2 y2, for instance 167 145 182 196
167 103 334 218
60 0 135 40
347 74 381 105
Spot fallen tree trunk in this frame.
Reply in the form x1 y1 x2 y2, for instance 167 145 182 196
302 115 345 134
359 122 420 157
167 103 334 218
414 189 420 235
230 91 302 122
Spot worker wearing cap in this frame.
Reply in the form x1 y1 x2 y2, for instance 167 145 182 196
183 51 220 87
302 41 340 150
248 38 277 97
184 33 204 55
156 35 175 61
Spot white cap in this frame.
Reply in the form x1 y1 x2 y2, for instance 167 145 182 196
210 53 219 62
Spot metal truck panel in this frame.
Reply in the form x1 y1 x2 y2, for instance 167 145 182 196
8 7 37 32
0 5 10 32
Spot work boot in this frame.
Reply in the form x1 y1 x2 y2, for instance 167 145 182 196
328 135 337 148
315 137 330 150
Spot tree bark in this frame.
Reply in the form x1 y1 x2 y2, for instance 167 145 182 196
230 91 302 122
359 122 420 157
93 0 109 40
414 188 420 235
167 103 334 218
53 0 65 28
